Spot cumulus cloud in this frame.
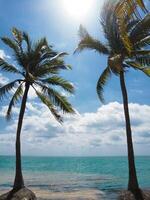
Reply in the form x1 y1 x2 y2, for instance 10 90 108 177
0 49 10 59
0 102 150 156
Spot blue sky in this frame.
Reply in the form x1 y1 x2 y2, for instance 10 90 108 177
0 0 150 156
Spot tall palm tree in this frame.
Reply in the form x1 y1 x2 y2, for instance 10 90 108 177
75 0 150 196
0 28 75 192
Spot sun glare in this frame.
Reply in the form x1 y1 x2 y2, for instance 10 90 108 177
63 0 93 20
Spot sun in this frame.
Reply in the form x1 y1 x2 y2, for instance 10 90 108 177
63 0 93 20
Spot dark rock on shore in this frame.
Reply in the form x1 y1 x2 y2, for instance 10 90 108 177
119 190 150 200
0 188 36 200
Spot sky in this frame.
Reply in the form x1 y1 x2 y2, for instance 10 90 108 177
0 0 150 156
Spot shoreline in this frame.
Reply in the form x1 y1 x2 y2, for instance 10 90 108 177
1 187 150 199
0 187 117 200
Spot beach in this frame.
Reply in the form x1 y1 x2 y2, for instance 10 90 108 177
0 188 106 200
0 187 119 200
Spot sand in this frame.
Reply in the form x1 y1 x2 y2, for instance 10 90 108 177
1 188 150 200
0 188 105 200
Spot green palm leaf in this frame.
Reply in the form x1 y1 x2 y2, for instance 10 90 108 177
133 50 150 56
50 52 68 61
0 80 21 100
126 60 150 76
114 0 147 54
41 76 74 93
0 58 22 74
12 27 23 45
97 67 111 103
130 14 150 44
6 84 23 120
23 32 32 52
35 89 63 123
34 63 71 78
33 37 48 53
136 56 150 66
135 35 150 48
35 83 75 114
75 25 109 55
1 37 20 55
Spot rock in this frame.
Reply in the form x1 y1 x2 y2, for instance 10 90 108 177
0 188 36 200
119 190 150 200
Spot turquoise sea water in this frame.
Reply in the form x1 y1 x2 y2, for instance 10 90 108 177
0 156 150 199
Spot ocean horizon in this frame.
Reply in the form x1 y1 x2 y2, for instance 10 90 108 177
0 155 150 199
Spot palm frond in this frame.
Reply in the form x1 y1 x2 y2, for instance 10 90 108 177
142 67 150 76
12 27 23 45
130 14 150 44
50 52 68 61
116 0 147 17
101 1 125 54
41 76 74 93
35 83 75 114
0 80 21 100
135 0 147 11
33 37 48 53
114 0 147 54
1 36 25 70
40 55 65 66
33 65 59 78
23 32 32 52
97 67 111 103
0 58 22 74
35 89 63 123
114 0 135 55
136 56 150 66
6 84 23 120
134 35 150 48
1 37 20 54
75 25 109 55
39 51 57 63
34 62 71 78
126 60 150 76
133 50 150 56
127 19 139 33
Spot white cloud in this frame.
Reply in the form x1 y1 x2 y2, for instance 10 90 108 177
0 49 10 59
0 73 9 85
0 102 150 156
28 87 37 100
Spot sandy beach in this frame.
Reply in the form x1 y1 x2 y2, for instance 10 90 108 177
0 188 107 200
33 188 105 200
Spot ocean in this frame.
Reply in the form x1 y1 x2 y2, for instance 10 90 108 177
0 156 150 199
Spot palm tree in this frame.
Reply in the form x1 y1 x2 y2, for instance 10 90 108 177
75 0 150 196
0 28 75 193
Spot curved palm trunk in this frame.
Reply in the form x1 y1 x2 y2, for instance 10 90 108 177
13 83 30 191
120 71 140 192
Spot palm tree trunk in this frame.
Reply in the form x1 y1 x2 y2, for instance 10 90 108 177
13 83 30 191
120 71 140 192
